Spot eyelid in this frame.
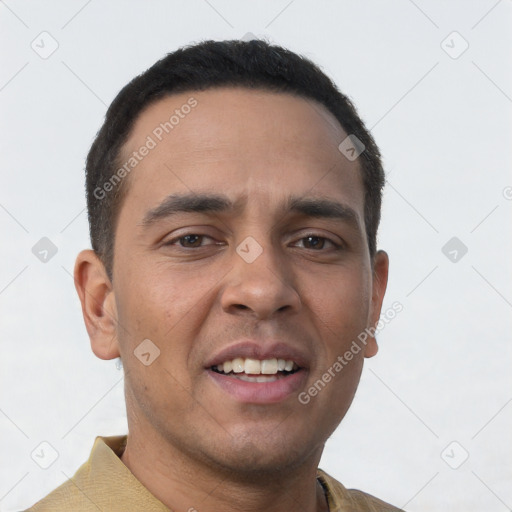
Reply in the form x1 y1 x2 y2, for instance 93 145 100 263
161 228 345 249
160 226 220 244
293 236 341 250
164 233 219 247
291 230 344 248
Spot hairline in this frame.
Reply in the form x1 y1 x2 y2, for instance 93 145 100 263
105 85 373 281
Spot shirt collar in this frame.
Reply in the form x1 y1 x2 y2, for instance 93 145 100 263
91 435 351 511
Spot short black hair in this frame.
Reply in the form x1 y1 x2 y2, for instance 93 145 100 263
86 39 385 281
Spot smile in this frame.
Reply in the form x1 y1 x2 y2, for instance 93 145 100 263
208 357 306 403
212 357 299 378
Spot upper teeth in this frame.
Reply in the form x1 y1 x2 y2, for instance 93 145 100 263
215 358 297 375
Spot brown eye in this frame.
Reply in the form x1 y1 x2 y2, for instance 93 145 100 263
178 234 204 247
297 235 338 250
164 233 223 249
304 236 325 249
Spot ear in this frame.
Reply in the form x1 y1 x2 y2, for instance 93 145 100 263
74 249 120 360
364 250 389 358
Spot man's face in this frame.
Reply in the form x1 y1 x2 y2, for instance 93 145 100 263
110 88 387 475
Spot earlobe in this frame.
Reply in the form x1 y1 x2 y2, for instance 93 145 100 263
364 250 389 359
74 250 120 360
364 338 379 358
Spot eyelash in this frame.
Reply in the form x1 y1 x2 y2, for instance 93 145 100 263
165 233 342 251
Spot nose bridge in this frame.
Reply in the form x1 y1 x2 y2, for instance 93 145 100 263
220 232 301 319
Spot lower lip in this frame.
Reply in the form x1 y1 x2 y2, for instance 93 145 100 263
207 369 307 404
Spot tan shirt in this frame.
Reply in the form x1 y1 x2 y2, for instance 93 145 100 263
25 435 404 511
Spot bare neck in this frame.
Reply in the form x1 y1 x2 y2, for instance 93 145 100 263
120 427 329 512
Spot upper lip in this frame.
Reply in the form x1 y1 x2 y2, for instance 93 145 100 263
205 340 310 370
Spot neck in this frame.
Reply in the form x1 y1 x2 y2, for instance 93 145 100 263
120 424 329 512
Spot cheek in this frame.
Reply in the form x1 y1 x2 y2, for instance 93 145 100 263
304 267 371 414
116 272 208 419
114 262 217 380
307 266 372 336
116 262 204 331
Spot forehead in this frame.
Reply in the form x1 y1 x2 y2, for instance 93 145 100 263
118 87 364 216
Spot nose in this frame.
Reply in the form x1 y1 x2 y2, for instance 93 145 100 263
220 239 301 320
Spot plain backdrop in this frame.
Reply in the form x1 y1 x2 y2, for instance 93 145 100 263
1 1 511 510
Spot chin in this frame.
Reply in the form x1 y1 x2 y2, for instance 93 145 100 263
199 427 321 479
210 450 308 480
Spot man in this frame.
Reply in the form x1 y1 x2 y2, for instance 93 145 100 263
27 39 402 511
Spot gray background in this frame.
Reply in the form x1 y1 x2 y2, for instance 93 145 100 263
1 0 511 510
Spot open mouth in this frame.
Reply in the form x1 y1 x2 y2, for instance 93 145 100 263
210 357 301 383
205 345 309 403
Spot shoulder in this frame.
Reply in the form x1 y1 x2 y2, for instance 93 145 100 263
23 435 168 512
23 477 102 511
317 468 405 512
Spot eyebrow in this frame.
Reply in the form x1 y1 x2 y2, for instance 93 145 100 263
139 192 360 230
140 193 234 228
286 196 359 226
